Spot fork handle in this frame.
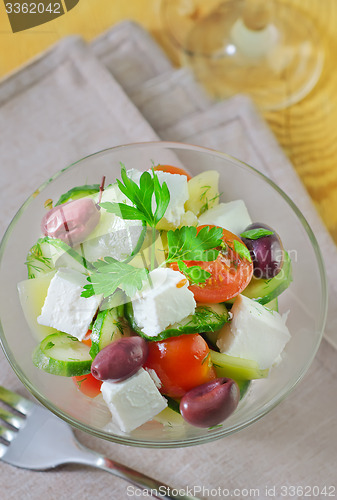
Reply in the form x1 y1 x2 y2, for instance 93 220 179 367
74 447 200 500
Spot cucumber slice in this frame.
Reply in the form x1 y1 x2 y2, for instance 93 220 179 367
202 330 219 350
125 302 229 341
241 251 292 305
55 184 100 206
236 379 251 399
33 332 92 376
26 239 58 279
265 297 279 312
26 236 94 279
165 396 181 414
210 350 269 380
90 305 127 359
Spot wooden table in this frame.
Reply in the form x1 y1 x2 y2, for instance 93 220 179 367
1 0 336 245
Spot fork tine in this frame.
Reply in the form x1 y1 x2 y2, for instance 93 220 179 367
0 424 16 443
0 407 25 430
0 386 34 416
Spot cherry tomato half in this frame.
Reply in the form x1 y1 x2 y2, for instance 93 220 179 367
172 226 253 303
72 373 102 398
81 330 92 347
154 164 192 181
144 334 216 399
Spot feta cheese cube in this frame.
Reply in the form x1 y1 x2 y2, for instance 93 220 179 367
216 294 291 370
79 210 144 262
101 368 167 432
37 269 102 341
198 200 252 236
153 170 189 227
131 268 196 337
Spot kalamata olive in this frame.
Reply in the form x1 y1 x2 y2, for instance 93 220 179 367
41 198 100 247
91 337 149 382
241 222 284 279
179 378 240 428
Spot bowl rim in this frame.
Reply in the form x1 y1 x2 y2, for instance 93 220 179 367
0 140 328 448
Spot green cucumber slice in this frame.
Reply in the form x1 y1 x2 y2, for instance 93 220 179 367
90 305 127 359
265 297 279 312
55 184 100 206
241 251 292 305
236 379 251 399
26 236 94 279
210 350 268 380
26 239 58 278
165 396 181 414
125 302 229 341
33 332 92 376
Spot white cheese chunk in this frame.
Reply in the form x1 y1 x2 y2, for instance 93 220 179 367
127 168 189 227
131 268 196 337
145 368 162 389
37 269 102 341
153 170 188 227
78 184 143 262
198 200 252 236
101 368 167 432
216 294 291 370
78 210 143 263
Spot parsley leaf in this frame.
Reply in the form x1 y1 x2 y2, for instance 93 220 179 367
177 260 211 285
100 165 170 228
240 228 274 240
100 202 146 222
233 240 252 262
166 226 223 263
81 257 149 299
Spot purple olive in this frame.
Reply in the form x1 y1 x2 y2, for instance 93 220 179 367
41 198 100 247
91 337 149 381
241 222 284 279
179 378 240 428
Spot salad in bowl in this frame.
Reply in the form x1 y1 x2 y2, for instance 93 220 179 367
0 142 326 447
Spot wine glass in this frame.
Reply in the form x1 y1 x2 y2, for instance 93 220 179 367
161 0 325 110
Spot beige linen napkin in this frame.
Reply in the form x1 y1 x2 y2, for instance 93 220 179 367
0 21 336 500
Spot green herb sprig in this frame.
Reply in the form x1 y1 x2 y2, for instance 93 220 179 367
166 225 223 263
100 165 170 270
100 165 170 228
233 240 252 263
240 228 274 240
82 257 149 298
177 261 211 285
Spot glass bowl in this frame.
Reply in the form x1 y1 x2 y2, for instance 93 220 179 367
0 141 327 448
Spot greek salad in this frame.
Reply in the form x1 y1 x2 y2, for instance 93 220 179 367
18 163 292 432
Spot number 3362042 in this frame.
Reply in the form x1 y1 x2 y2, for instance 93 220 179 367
5 3 62 14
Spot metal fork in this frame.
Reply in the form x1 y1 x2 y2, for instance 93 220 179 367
0 386 200 500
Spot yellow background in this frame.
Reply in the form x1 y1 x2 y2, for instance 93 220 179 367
1 0 337 245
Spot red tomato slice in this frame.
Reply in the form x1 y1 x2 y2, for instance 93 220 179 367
72 373 102 398
153 164 192 181
81 329 92 347
172 226 253 303
144 334 216 399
